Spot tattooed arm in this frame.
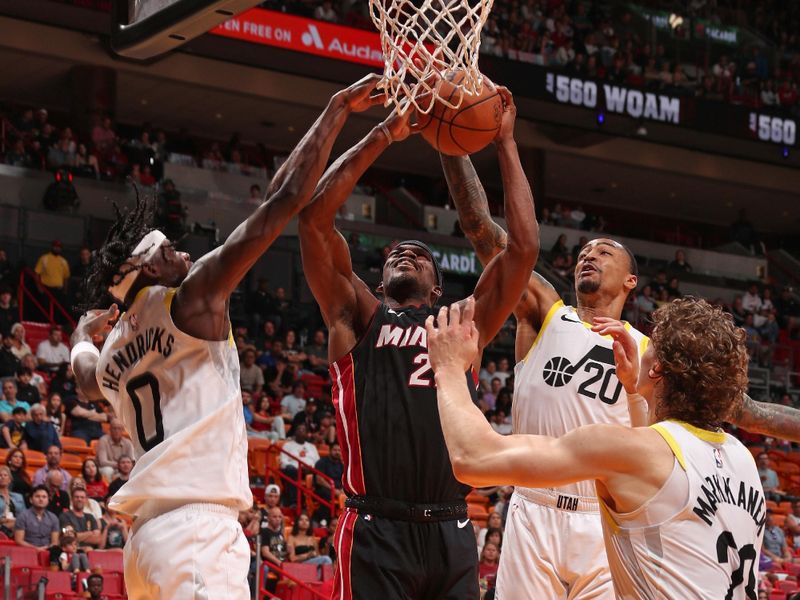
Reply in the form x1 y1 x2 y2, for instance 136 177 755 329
440 154 559 362
730 394 800 442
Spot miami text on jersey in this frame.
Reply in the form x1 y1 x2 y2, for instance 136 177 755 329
375 324 427 349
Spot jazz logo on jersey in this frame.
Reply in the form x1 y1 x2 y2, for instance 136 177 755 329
541 345 623 405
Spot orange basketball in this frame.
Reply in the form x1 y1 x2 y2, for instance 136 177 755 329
417 70 503 156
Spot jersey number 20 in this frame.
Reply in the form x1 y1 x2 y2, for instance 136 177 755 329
126 373 165 451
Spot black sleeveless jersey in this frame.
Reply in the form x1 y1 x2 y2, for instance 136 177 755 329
331 303 477 503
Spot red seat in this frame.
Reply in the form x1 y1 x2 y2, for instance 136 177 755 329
770 592 787 600
281 562 319 582
777 579 799 592
0 545 39 568
87 550 124 573
29 568 73 594
321 563 333 581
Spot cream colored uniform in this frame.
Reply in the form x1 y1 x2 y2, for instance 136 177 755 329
96 286 251 600
496 300 648 600
602 420 764 599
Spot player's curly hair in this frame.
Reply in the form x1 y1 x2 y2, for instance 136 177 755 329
78 186 155 313
650 297 748 429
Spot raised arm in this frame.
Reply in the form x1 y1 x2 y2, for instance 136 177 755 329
464 89 540 350
426 300 672 513
70 306 120 402
730 394 800 442
298 109 417 361
175 76 386 339
441 139 558 361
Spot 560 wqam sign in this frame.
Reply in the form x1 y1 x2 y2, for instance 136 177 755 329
545 72 681 124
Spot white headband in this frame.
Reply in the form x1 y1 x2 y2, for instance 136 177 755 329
107 229 167 302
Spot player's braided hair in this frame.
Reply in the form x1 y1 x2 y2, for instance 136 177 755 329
78 186 155 313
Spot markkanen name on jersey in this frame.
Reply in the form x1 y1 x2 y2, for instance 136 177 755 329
545 73 681 124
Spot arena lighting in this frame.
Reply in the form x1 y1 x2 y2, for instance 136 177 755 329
783 147 790 159
669 13 684 30
596 112 605 126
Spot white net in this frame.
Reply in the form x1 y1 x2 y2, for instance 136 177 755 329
369 0 494 114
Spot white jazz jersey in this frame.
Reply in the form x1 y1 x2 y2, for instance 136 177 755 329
601 420 764 599
96 286 251 516
513 300 649 499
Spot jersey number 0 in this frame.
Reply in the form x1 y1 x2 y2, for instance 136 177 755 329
126 373 165 451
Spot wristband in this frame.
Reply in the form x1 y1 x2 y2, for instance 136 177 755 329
70 341 100 371
379 123 393 143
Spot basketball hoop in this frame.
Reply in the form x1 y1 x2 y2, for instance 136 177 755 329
369 0 494 114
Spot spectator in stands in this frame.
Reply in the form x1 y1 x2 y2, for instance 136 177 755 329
0 379 30 421
15 368 40 406
260 505 288 567
314 0 337 22
91 117 116 157
65 390 108 444
21 355 46 397
280 424 319 508
6 448 31 499
314 442 344 522
86 574 105 600
13 485 59 550
281 381 307 420
68 477 102 521
490 409 512 435
1 407 26 449
273 287 296 331
100 508 128 550
760 311 781 346
35 326 70 372
46 393 66 436
57 534 89 572
494 357 511 387
763 510 794 567
0 289 15 337
107 455 133 499
743 283 763 314
49 363 77 401
303 329 329 376
479 542 500 581
8 323 32 361
0 335 20 378
23 404 61 453
757 452 783 501
248 184 262 205
240 349 264 398
479 360 497 392
649 270 669 296
59 487 101 549
318 516 337 561
96 418 134 481
45 470 70 513
34 241 70 308
483 377 502 412
666 277 682 299
743 314 763 362
0 466 23 536
81 459 107 502
287 512 332 565
635 285 656 322
283 330 307 368
668 249 692 273
291 397 321 438
74 144 99 179
243 390 285 441
785 500 800 550
34 446 72 491
5 139 31 168
71 246 93 282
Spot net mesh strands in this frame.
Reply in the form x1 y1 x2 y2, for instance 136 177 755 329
369 0 494 113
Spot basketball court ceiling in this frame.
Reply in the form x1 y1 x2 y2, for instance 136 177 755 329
0 40 798 235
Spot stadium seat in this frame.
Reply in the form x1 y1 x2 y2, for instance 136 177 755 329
21 322 51 356
772 514 787 528
61 453 84 477
769 592 786 600
466 491 490 507
321 564 333 581
87 550 124 573
0 545 39 568
61 437 91 457
23 450 46 469
777 580 799 592
29 569 72 594
282 562 319 582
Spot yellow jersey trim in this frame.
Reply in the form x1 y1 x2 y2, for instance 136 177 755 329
163 287 177 311
598 499 621 534
639 336 649 357
650 423 687 470
524 299 564 361
670 420 727 445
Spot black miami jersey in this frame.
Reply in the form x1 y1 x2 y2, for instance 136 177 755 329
331 303 477 504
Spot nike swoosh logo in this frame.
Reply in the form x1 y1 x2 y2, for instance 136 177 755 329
561 314 581 324
457 519 470 528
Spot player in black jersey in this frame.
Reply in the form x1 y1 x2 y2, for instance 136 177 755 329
298 87 539 600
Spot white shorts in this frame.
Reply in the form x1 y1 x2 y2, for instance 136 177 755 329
495 489 613 600
124 503 250 600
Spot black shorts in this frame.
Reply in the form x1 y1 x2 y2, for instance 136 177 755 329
332 507 479 600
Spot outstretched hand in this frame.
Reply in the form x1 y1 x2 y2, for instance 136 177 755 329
73 304 119 344
591 317 639 393
340 73 387 113
380 103 422 143
495 86 516 143
425 297 479 373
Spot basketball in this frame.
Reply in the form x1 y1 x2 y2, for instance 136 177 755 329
417 70 504 156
